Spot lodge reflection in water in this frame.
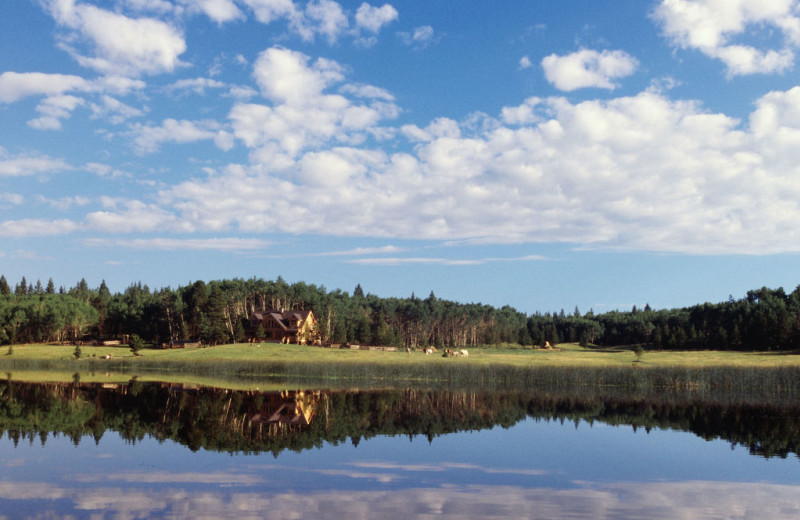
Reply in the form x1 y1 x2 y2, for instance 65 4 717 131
2 378 800 460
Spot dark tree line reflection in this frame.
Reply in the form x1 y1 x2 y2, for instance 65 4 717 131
1 378 799 460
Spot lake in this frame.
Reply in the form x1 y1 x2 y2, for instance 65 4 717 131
1 378 800 519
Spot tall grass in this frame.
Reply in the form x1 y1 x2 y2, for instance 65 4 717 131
3 356 800 401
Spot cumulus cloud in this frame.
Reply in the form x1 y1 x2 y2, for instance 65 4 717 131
89 95 145 125
84 237 272 251
0 193 24 206
35 195 91 211
0 219 81 237
228 47 399 158
398 25 436 48
349 255 546 266
164 77 228 96
46 0 187 76
85 198 187 233
239 0 396 45
353 2 398 45
28 95 86 130
0 71 88 104
355 3 398 33
542 49 638 91
239 0 298 24
130 119 234 154
122 0 176 15
85 162 131 179
179 0 245 24
653 0 800 76
141 81 800 255
0 148 71 177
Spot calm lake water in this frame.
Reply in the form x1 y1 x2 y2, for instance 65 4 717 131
1 380 800 519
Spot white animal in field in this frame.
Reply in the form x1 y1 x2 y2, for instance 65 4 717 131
423 348 434 355
459 349 469 357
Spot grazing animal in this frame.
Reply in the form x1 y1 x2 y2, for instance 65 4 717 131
460 349 469 357
423 348 434 355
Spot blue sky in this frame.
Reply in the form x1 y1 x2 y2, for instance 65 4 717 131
2 0 800 314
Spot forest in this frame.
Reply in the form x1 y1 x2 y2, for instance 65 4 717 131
2 273 800 351
3 380 800 459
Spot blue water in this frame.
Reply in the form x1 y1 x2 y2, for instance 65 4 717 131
2 417 799 519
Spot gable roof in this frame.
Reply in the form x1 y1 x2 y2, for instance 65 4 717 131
253 310 314 332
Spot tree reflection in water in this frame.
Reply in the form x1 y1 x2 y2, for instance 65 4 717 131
1 377 800 460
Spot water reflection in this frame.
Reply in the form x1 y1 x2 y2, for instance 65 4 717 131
2 378 800 460
2 378 800 519
1 465 799 519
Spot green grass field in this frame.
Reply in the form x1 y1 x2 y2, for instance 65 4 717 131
3 341 800 392
3 341 800 367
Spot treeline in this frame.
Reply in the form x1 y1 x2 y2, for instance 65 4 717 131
2 274 800 350
4 381 800 459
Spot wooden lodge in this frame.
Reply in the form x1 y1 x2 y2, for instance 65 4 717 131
249 310 316 344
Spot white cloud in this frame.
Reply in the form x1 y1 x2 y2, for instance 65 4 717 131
500 97 543 126
0 149 71 177
519 55 533 69
84 237 271 251
85 198 186 233
349 255 546 266
355 3 398 33
0 71 88 104
147 83 800 255
240 0 372 44
302 0 349 44
130 118 233 154
339 83 395 101
239 0 298 25
122 0 176 15
90 76 147 96
0 193 24 206
28 95 86 130
164 77 228 96
253 47 344 104
229 47 399 157
179 0 245 24
542 49 638 91
0 219 81 237
399 25 435 47
85 162 131 179
401 117 461 142
653 0 800 76
313 245 405 256
35 195 91 211
89 95 145 124
46 0 187 76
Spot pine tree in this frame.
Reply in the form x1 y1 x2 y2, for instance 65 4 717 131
15 276 27 296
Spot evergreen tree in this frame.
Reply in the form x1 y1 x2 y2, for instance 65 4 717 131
15 276 27 296
234 319 246 343
0 275 10 296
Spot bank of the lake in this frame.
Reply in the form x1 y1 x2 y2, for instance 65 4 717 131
2 342 800 395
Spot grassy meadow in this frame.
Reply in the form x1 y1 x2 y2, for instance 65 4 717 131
2 342 800 394
3 341 800 367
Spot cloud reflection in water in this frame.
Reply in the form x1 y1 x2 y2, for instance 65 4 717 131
1 479 799 519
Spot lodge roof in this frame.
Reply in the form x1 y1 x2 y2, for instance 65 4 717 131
253 310 314 331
